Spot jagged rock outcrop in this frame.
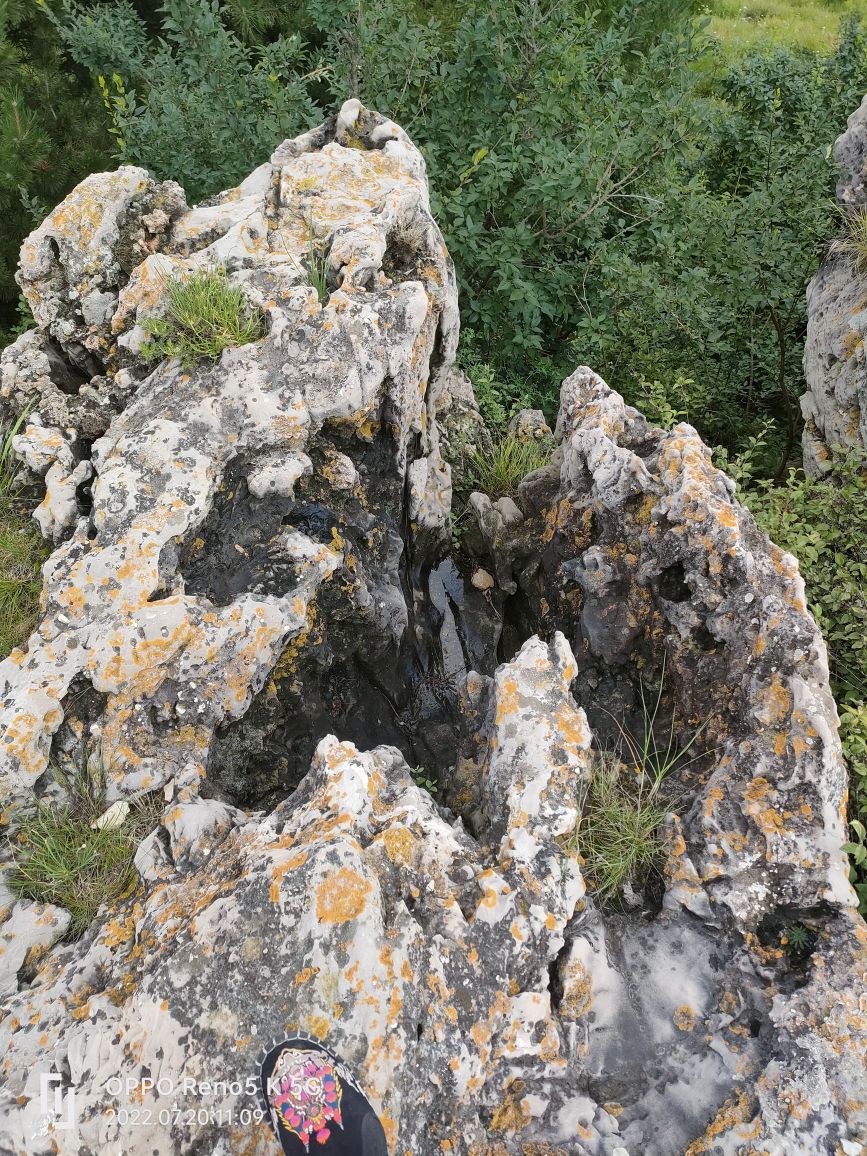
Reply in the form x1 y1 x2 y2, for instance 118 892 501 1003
0 102 865 1156
0 97 458 813
835 93 867 208
801 94 867 473
464 367 853 924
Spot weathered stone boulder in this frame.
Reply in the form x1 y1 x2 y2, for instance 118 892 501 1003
0 101 865 1156
0 98 458 815
835 92 867 208
1 641 864 1155
801 93 867 472
463 367 853 924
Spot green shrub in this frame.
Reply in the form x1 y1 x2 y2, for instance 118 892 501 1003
7 758 162 937
737 454 867 704
141 267 265 365
627 373 713 431
457 329 541 429
0 2 111 337
51 0 320 204
43 0 867 469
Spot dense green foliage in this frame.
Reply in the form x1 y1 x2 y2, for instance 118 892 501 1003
0 0 109 335
435 17 866 468
20 0 867 462
50 0 320 202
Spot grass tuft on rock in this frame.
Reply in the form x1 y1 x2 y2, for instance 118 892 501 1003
7 757 162 937
835 205 867 273
304 221 330 304
461 433 552 500
141 266 265 366
573 751 669 903
570 662 709 904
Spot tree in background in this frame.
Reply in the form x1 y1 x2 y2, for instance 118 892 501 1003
14 0 867 466
49 0 321 203
0 0 110 337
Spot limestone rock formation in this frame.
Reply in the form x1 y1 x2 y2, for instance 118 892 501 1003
835 92 867 208
801 93 867 472
0 97 458 813
0 102 865 1156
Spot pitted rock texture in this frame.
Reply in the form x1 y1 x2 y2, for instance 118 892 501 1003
464 367 854 926
835 92 867 207
0 99 458 814
801 92 867 472
0 104 865 1156
16 167 187 375
1 642 865 1155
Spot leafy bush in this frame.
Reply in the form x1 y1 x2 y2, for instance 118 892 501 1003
51 0 320 203
0 509 45 659
321 2 866 463
0 1 110 337
141 267 266 365
41 0 867 469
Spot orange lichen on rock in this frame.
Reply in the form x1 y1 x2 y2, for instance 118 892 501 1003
314 866 373 924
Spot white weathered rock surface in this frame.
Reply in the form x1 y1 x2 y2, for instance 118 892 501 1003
0 99 458 813
801 93 867 472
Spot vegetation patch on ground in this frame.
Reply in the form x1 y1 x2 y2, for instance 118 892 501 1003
0 419 47 660
7 756 162 938
708 0 867 54
0 505 46 659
